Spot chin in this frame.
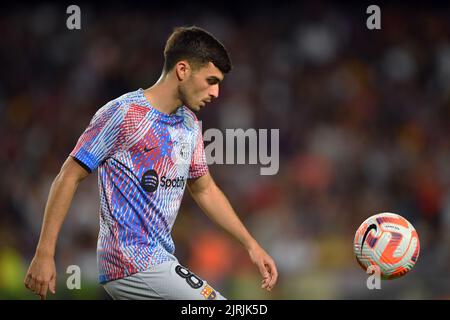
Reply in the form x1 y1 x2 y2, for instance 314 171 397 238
186 104 201 113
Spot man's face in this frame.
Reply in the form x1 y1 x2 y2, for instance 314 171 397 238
178 62 224 112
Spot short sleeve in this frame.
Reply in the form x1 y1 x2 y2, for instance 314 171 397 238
70 101 128 172
188 122 209 179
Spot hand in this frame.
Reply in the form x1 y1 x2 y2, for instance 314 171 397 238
248 243 278 292
24 252 56 300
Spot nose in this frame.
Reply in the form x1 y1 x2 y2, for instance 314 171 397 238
209 84 219 99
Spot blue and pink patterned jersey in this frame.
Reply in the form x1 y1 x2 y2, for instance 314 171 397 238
70 88 208 283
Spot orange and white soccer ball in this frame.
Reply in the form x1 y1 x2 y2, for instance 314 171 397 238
354 212 420 279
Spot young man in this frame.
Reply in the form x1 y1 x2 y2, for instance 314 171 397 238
24 26 278 300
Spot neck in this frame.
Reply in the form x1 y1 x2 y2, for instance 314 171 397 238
143 73 183 115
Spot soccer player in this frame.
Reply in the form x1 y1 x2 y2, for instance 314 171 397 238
24 26 278 300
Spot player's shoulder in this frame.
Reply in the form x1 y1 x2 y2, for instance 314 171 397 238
96 89 148 116
113 89 149 111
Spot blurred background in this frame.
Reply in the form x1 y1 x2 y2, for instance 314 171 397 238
0 0 449 299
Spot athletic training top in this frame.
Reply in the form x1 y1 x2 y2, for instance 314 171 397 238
70 88 208 283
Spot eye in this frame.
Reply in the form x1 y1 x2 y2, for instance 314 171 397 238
207 78 219 85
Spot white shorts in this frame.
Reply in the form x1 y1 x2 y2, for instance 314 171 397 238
102 259 227 300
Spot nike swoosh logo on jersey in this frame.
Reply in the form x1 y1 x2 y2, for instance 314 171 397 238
361 223 377 253
144 145 159 152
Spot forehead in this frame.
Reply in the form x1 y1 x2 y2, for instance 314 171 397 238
196 62 224 81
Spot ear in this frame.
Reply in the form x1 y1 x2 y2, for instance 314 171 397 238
175 61 191 81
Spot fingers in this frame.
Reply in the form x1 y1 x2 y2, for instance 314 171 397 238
258 261 270 290
24 274 32 290
261 278 270 290
257 261 269 279
260 259 278 292
40 291 48 300
257 263 269 289
24 256 56 299
24 275 52 299
26 277 36 292
35 280 43 298
39 282 49 300
260 266 271 291
250 248 278 293
34 279 50 300
266 260 278 291
49 276 56 294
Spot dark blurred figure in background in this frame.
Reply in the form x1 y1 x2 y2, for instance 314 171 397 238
0 1 449 299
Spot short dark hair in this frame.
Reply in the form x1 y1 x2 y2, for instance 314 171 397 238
163 26 232 74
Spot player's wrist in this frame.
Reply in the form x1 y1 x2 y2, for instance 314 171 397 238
244 238 259 251
35 246 55 259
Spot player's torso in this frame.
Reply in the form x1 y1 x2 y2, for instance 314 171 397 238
99 105 197 230
126 117 195 196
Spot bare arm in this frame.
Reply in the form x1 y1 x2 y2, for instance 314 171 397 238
24 156 89 299
187 172 278 291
